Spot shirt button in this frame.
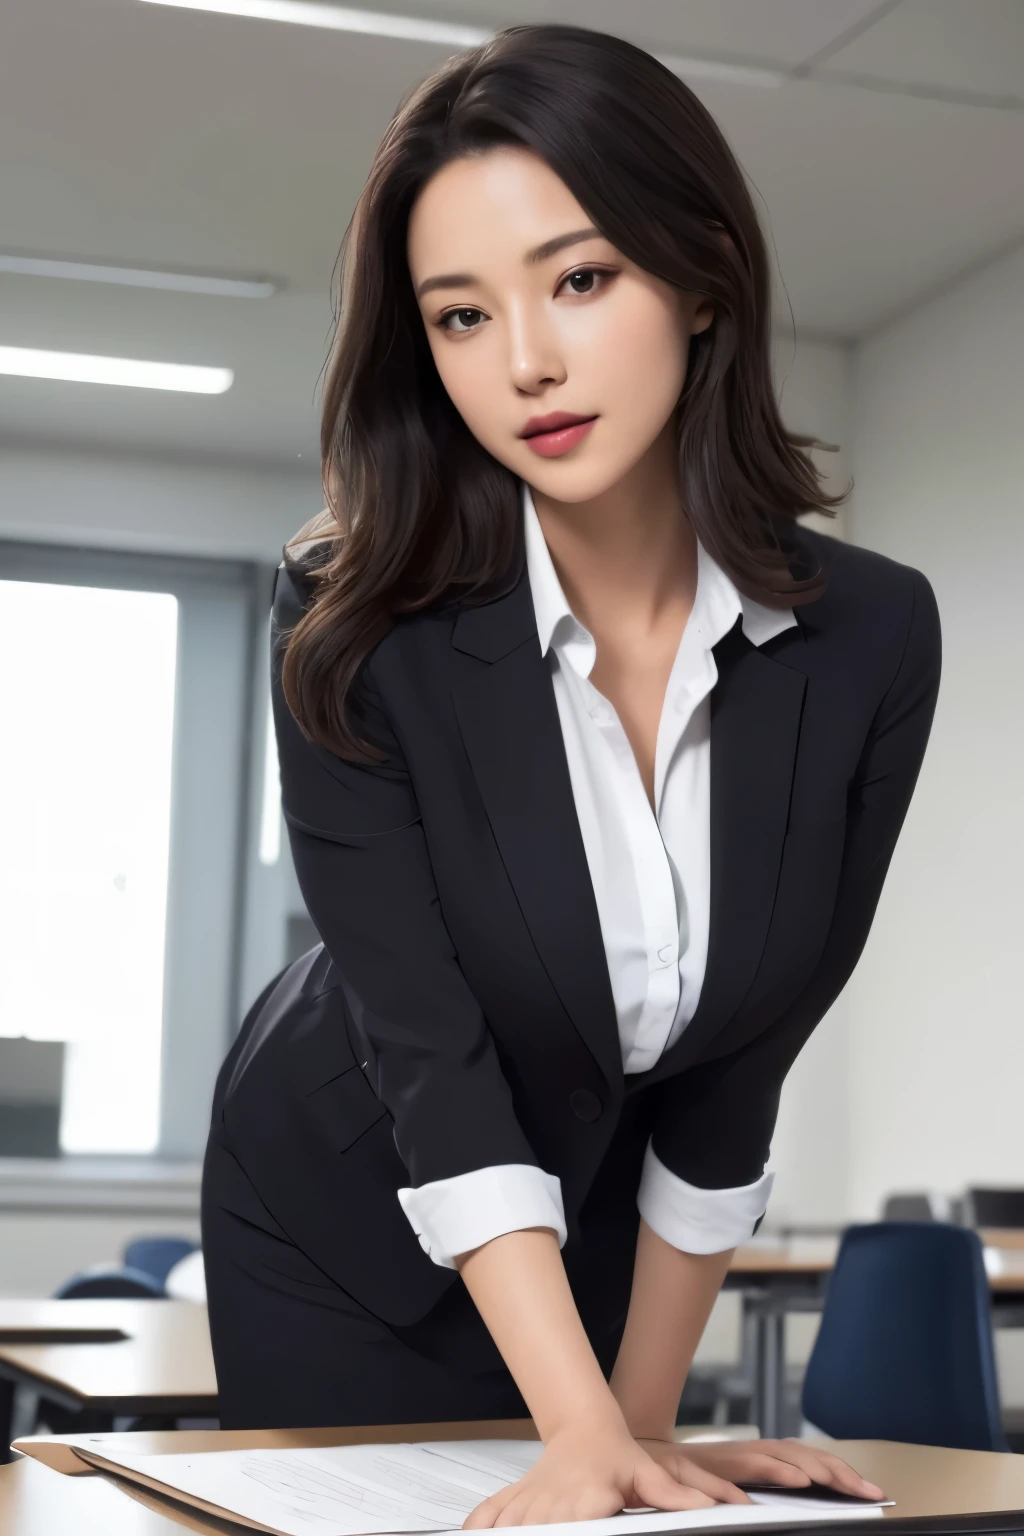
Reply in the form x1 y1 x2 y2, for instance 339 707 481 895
570 1089 603 1123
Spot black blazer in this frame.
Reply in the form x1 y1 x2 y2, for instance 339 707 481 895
214 524 940 1336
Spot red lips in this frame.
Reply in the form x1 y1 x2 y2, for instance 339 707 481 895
519 411 597 439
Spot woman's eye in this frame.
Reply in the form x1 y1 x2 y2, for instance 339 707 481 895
437 270 609 332
440 307 485 333
561 268 604 296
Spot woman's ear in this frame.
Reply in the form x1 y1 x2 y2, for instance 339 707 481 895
691 295 715 336
680 287 715 337
688 219 744 336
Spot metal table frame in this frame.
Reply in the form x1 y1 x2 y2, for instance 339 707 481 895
725 1266 1024 1439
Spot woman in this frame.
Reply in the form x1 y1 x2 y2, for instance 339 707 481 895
202 23 940 1526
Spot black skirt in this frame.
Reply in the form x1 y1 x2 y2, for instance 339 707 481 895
201 955 648 1429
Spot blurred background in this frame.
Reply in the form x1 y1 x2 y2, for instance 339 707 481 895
0 0 1022 1442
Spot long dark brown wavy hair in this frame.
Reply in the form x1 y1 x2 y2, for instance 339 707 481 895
282 22 843 761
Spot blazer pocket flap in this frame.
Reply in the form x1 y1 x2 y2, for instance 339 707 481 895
305 1064 388 1154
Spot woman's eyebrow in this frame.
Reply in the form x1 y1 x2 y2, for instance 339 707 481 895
414 226 603 300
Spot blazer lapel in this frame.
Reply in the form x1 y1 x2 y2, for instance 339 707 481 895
660 620 808 1073
450 576 623 1090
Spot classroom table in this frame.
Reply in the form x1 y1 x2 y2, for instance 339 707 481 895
0 1299 216 1459
7 1426 1024 1536
725 1239 1024 1441
3 1237 1023 1459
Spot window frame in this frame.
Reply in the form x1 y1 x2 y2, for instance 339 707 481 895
0 538 271 1160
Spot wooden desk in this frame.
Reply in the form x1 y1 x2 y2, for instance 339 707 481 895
0 1301 216 1458
0 1297 175 1344
4 1244 1023 1463
980 1229 1024 1252
725 1242 1024 1441
6 1431 1024 1535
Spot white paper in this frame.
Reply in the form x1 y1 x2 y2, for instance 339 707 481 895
88 1438 887 1536
749 1492 892 1513
98 1443 506 1535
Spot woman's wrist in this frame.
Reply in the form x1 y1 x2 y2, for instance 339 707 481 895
456 1229 629 1448
618 1410 677 1443
538 1385 629 1444
611 1227 734 1452
611 1365 681 1443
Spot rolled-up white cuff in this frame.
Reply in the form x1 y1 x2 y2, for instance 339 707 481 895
397 1163 567 1270
637 1143 774 1254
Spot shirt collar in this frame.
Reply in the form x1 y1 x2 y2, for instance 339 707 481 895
522 480 797 677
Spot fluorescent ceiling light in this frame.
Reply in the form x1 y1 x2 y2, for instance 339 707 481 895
0 253 276 298
139 2 783 88
0 346 233 394
137 0 488 47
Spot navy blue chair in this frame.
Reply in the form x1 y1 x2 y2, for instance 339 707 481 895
123 1237 197 1289
802 1222 1007 1450
54 1265 166 1299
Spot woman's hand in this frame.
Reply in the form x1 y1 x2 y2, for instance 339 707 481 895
636 1439 885 1501
463 1416 750 1528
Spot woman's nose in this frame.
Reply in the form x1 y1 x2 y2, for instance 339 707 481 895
507 308 567 394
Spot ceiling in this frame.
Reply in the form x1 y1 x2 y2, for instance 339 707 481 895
0 0 1021 467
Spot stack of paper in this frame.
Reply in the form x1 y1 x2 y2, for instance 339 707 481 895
77 1437 889 1536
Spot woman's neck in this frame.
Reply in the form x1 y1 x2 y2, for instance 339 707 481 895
529 426 697 643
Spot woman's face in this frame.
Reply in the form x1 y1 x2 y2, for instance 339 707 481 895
406 145 713 503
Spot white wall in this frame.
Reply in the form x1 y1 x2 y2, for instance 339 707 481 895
0 1160 200 1297
0 440 321 560
766 337 855 1231
844 242 1024 1219
772 333 852 526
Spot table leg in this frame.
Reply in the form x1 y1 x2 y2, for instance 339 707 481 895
9 1385 40 1443
754 1308 786 1439
0 1373 13 1463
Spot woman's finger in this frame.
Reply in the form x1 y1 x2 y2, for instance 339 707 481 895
492 1492 534 1528
493 1487 549 1529
758 1442 885 1500
493 1487 619 1528
464 1486 516 1529
762 1442 836 1482
634 1459 716 1512
805 1448 884 1498
722 1451 810 1487
669 1457 751 1506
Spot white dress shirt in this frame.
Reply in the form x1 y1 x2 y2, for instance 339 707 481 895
398 482 798 1267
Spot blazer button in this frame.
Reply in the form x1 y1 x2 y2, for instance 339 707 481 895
570 1089 602 1123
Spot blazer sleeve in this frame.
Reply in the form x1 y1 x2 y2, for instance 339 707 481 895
647 565 942 1194
270 563 541 1197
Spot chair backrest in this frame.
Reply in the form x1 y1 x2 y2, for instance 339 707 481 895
881 1193 935 1222
54 1264 166 1299
123 1237 198 1287
802 1222 1006 1451
964 1188 1024 1231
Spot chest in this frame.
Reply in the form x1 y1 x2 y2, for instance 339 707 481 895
375 618 870 1097
548 651 715 1072
588 621 688 809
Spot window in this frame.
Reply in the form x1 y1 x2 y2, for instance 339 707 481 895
0 542 276 1159
0 580 178 1151
258 687 282 868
